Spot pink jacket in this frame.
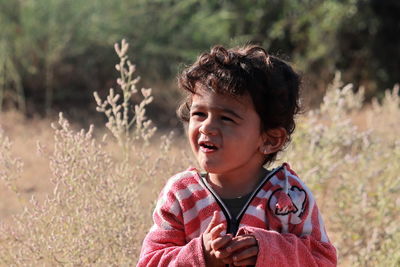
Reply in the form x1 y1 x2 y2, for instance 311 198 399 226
138 163 337 266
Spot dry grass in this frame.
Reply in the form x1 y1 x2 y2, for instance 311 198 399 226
0 42 399 266
0 111 54 223
0 103 376 221
0 111 189 222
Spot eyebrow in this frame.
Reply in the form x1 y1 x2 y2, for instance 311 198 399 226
190 104 244 120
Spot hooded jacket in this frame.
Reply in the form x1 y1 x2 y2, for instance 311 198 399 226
138 163 337 266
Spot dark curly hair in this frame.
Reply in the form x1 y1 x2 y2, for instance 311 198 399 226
177 45 301 164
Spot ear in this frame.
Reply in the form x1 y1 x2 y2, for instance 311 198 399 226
259 127 287 155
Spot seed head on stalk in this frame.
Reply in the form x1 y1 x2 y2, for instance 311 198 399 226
93 39 156 161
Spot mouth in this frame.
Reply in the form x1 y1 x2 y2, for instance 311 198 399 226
199 141 218 152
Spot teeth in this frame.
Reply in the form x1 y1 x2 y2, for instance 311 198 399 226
200 142 216 149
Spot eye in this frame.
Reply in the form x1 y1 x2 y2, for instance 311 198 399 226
221 116 234 122
191 111 206 118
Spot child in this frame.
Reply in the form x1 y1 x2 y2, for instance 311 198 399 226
138 45 337 266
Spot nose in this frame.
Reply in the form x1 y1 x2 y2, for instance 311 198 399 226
199 116 218 136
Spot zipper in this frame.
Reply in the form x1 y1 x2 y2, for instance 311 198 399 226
198 166 283 236
199 174 235 233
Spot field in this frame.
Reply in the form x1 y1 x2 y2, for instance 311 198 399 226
1 43 399 266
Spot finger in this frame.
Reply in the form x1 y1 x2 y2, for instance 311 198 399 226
226 235 257 253
214 248 231 260
211 234 232 251
212 236 233 259
233 256 257 266
210 223 225 240
232 246 258 263
205 211 220 233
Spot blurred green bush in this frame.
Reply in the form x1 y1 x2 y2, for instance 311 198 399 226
0 0 399 123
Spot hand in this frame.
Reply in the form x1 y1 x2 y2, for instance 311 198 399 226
202 211 233 266
224 234 259 266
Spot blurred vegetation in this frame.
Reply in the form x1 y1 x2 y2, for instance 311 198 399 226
0 0 399 126
0 41 399 266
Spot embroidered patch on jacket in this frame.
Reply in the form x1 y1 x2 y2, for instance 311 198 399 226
269 186 307 224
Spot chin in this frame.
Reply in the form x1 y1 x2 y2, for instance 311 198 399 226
201 164 226 174
199 162 217 173
198 157 228 174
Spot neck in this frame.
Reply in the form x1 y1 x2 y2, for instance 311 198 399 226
207 166 268 199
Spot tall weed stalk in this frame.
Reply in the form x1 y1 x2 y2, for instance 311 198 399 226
0 40 188 265
0 49 399 266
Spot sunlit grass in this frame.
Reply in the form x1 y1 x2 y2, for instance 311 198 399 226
0 42 399 266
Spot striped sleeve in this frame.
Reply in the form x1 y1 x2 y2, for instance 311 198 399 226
238 165 337 267
137 171 206 267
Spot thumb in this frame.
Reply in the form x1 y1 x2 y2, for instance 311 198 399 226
205 211 220 233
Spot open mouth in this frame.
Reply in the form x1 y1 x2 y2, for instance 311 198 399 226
199 142 218 152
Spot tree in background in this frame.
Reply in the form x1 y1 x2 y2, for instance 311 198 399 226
0 0 398 122
0 0 120 115
337 0 400 98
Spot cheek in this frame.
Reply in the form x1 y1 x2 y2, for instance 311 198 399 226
237 124 263 146
187 122 199 147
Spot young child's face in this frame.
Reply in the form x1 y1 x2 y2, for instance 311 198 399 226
188 85 266 175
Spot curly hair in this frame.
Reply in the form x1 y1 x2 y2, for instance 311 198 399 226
177 45 301 164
